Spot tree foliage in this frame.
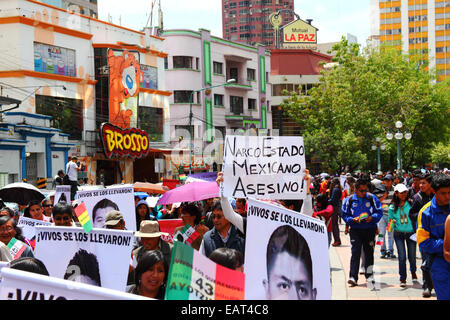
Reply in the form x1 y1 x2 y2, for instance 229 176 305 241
281 38 450 173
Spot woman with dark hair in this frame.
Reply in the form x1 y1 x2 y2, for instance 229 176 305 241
0 207 15 219
41 198 53 218
135 200 156 228
209 247 244 272
313 193 334 247
9 257 49 276
0 216 34 259
328 177 343 247
127 250 168 299
388 183 416 287
173 203 209 251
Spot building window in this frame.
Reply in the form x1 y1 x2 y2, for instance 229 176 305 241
35 95 83 140
164 57 168 69
173 90 193 103
138 106 163 142
175 125 194 140
230 96 243 114
214 94 224 106
213 61 223 74
173 56 193 69
248 98 256 110
215 126 226 140
247 68 256 81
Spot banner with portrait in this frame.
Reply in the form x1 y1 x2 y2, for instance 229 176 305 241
76 185 136 231
34 226 134 292
54 185 71 204
244 198 331 300
0 268 148 300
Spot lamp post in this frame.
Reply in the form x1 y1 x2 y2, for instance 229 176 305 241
188 79 236 174
386 121 412 172
371 137 386 172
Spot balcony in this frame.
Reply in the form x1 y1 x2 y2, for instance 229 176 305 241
225 77 253 90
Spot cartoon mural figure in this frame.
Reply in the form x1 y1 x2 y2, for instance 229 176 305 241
108 49 144 128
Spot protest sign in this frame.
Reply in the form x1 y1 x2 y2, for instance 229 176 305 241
0 268 149 300
244 198 331 300
54 185 71 204
17 216 51 240
173 224 200 246
221 136 306 199
158 219 183 244
76 185 136 231
165 241 245 300
34 225 134 292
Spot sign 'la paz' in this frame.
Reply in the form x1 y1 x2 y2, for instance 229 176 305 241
281 18 318 49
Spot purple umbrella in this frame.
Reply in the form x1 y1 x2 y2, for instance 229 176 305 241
156 181 219 205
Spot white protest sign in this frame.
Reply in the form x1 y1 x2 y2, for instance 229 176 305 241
244 198 331 300
17 216 52 240
54 185 71 204
0 268 149 300
76 186 136 230
34 226 134 292
222 136 306 199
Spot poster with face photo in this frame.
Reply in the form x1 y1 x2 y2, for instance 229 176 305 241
34 226 134 292
54 186 71 204
76 186 136 231
244 198 331 300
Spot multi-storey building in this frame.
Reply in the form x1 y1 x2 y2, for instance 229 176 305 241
162 29 272 171
38 0 98 18
0 0 170 187
222 0 295 48
370 0 450 81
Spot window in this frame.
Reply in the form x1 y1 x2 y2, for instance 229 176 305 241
214 94 224 106
230 96 243 114
173 90 193 103
247 68 255 81
248 98 256 110
215 126 226 140
164 57 168 69
173 56 192 69
36 95 83 140
138 106 163 142
213 61 223 74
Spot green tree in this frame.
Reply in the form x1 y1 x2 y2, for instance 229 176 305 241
281 37 450 173
430 142 450 168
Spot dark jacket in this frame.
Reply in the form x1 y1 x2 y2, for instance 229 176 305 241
409 191 434 232
202 224 245 258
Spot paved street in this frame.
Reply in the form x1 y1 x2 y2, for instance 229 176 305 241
330 222 437 300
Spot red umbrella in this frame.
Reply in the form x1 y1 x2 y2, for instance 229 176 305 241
156 181 219 205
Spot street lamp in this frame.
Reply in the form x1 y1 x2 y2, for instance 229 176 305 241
371 137 386 172
386 121 412 172
188 79 236 174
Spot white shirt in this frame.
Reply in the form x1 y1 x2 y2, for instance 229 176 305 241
66 161 79 181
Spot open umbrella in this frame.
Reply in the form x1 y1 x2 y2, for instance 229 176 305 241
133 182 167 194
0 182 45 205
156 181 219 205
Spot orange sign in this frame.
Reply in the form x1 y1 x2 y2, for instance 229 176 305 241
100 122 149 159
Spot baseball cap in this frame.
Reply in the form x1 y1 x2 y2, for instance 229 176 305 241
383 174 394 181
104 210 124 226
394 184 408 193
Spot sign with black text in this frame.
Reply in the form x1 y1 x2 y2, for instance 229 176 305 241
221 136 306 199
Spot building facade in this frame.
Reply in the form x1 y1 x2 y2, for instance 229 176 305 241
0 0 170 188
162 29 272 172
222 0 295 48
370 0 450 81
38 0 98 18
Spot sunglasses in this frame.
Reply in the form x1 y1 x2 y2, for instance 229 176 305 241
43 204 53 208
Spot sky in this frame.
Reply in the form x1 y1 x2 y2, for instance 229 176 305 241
98 0 371 46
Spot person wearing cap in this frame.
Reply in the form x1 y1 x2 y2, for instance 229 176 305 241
104 210 126 230
388 183 417 287
133 220 172 268
377 174 396 259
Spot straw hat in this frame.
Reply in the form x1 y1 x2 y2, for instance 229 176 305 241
134 220 168 238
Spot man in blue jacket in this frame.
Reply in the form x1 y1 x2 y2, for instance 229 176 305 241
417 173 450 300
342 178 383 287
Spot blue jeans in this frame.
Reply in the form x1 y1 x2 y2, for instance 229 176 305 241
378 215 394 254
393 231 416 281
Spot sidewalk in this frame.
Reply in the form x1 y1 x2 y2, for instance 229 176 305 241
329 222 437 300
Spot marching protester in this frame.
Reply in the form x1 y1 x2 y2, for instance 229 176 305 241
208 247 244 272
52 202 76 227
409 173 435 297
135 199 157 228
341 178 383 287
66 156 82 201
0 216 34 259
329 178 342 247
199 199 245 258
416 173 450 300
104 210 127 230
174 204 209 251
388 184 417 287
312 193 333 247
127 250 168 299
24 200 51 223
378 174 396 259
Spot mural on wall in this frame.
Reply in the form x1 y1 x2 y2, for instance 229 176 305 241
108 49 144 129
